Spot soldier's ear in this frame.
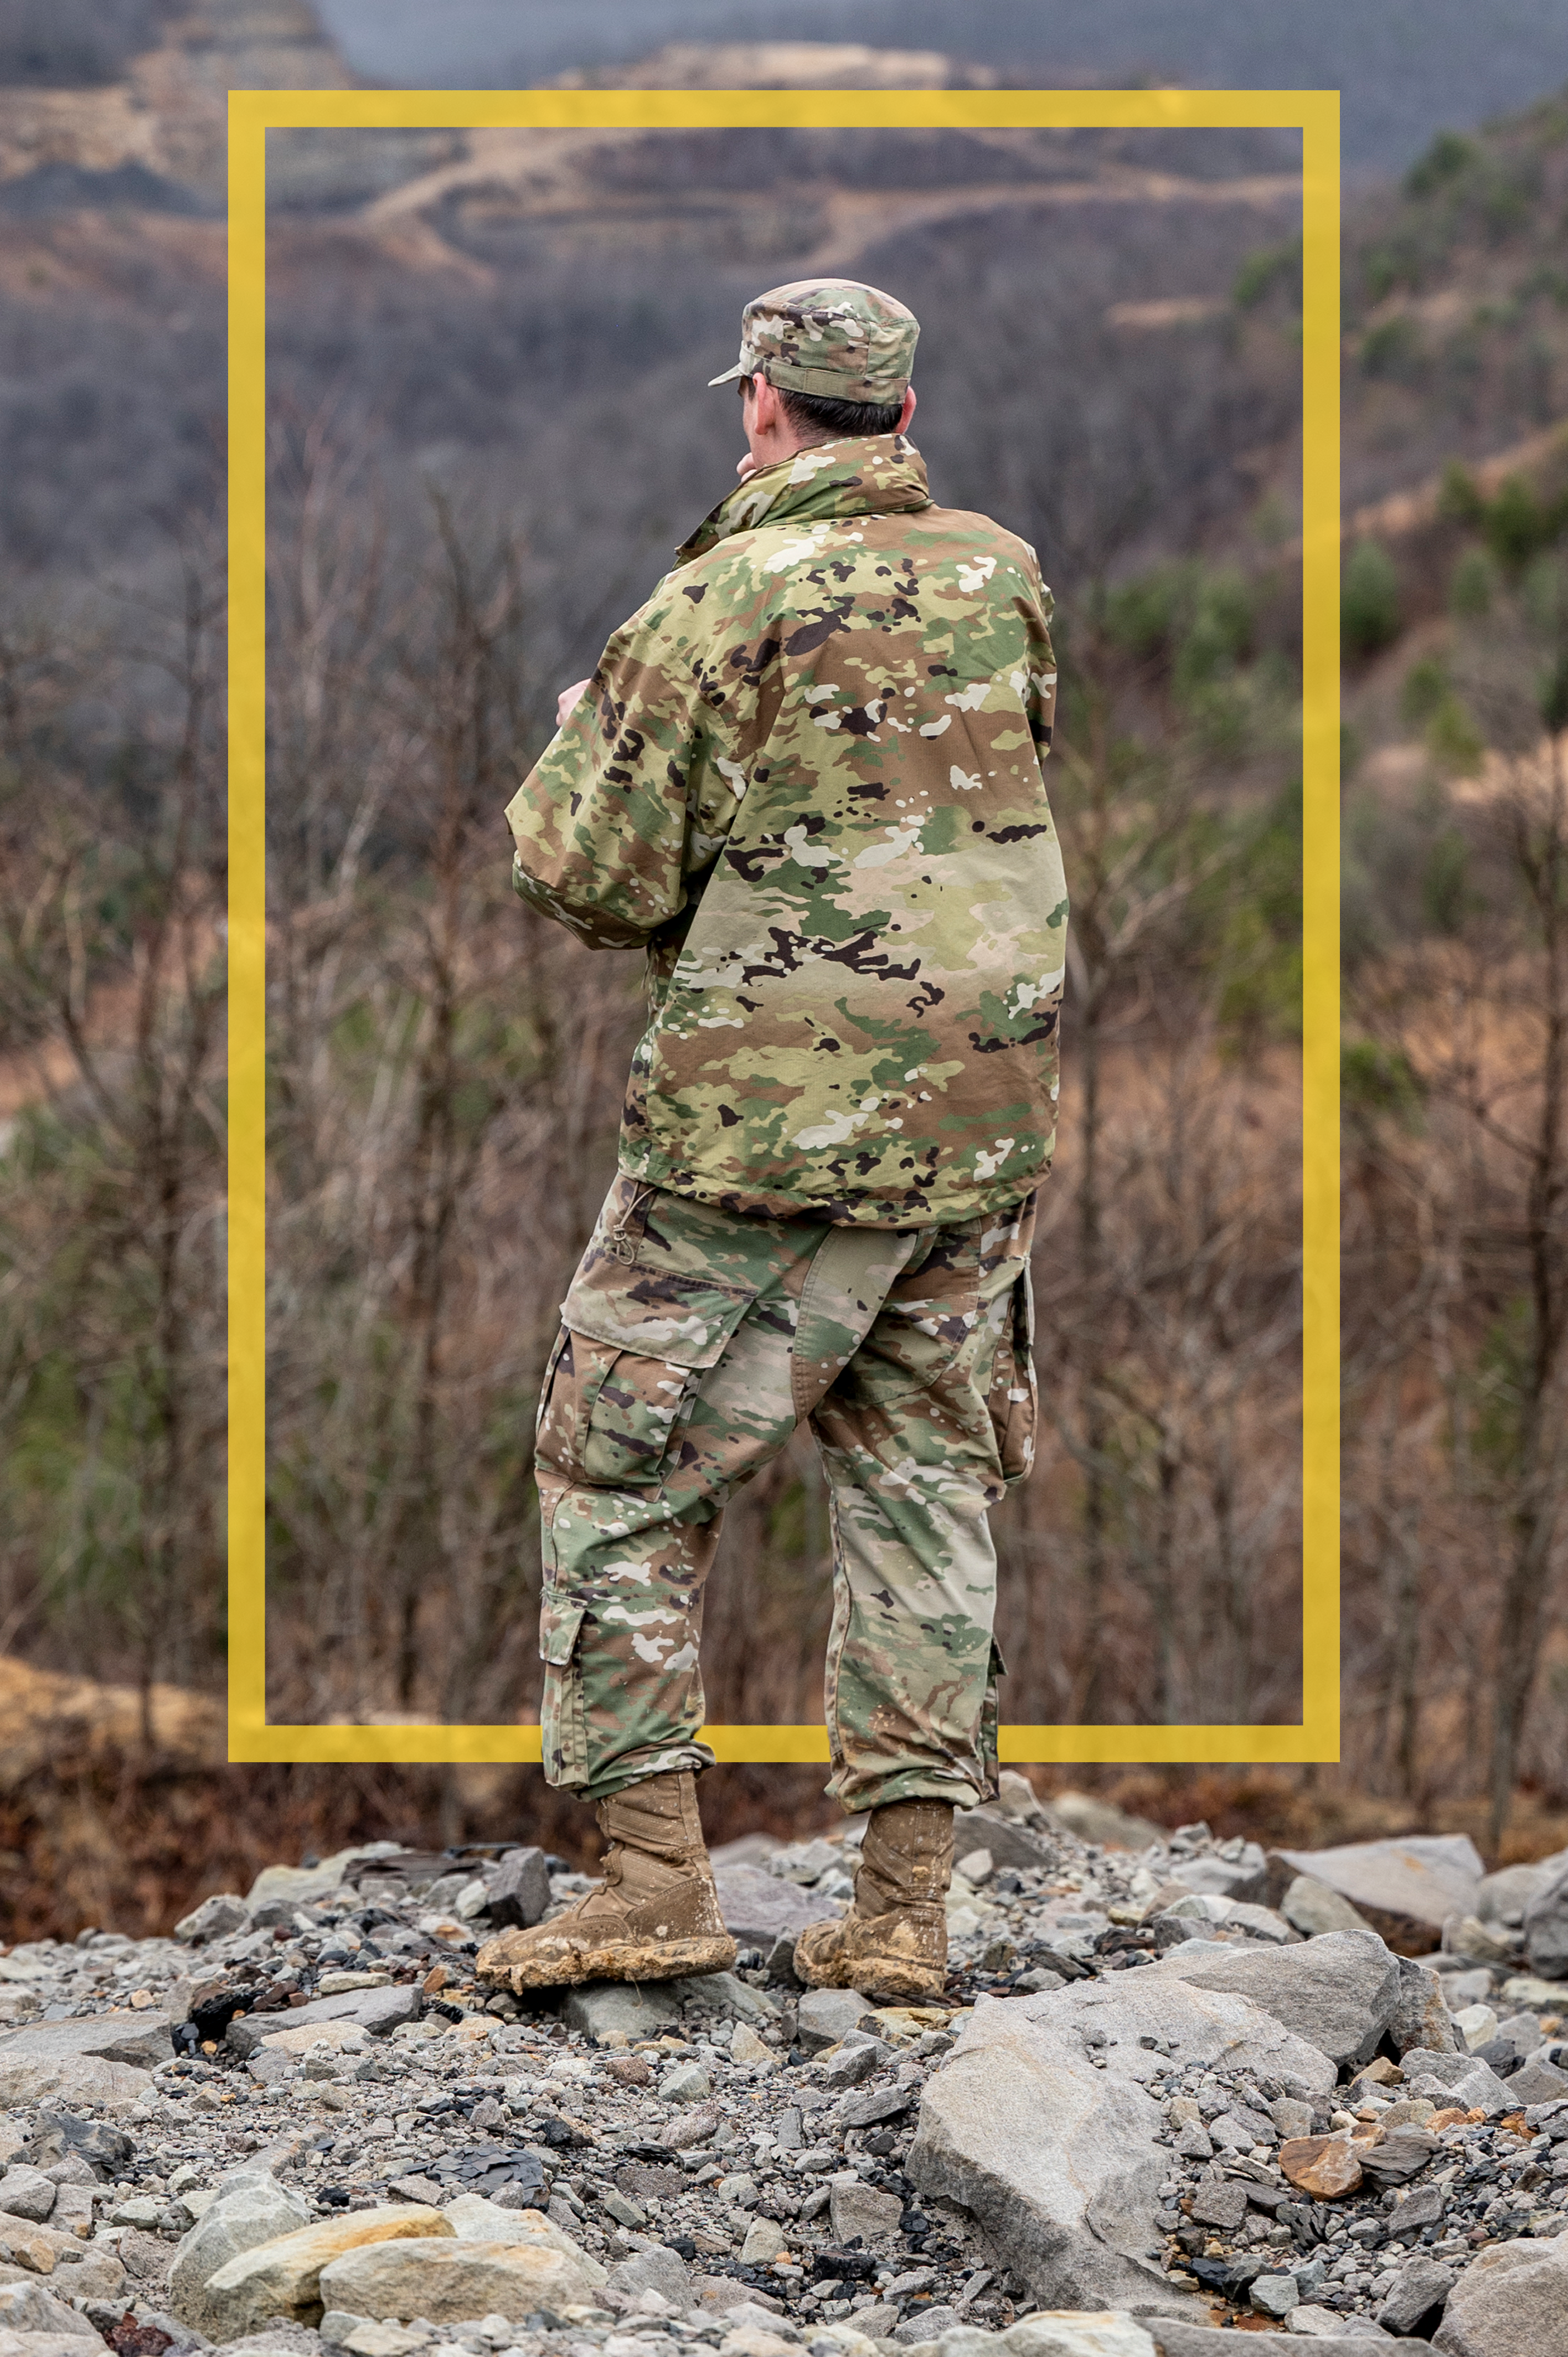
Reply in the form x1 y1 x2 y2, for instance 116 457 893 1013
899 384 917 434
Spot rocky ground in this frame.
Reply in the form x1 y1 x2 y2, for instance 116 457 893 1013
2 1778 1566 2357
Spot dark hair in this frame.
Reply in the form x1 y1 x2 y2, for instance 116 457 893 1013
741 372 903 441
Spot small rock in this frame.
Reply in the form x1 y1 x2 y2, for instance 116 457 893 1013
319 2316 430 2357
739 2220 787 2266
893 2305 962 2343
1190 2181 1249 2231
0 2169 58 2224
604 2246 692 2310
1522 1865 1568 1982
1270 2098 1316 2141
1397 2048 1514 2116
111 2197 166 2229
659 2102 720 2151
1386 1958 1459 2058
796 1991 880 2052
816 2042 883 2090
840 2083 912 2129
1278 2137 1364 2198
658 2064 711 2104
1375 2256 1455 2336
1443 1917 1515 1971
602 2054 654 2087
1251 2275 1299 2321
1451 2005 1498 2052
174 1896 252 1947
956 1851 996 1887
562 1983 679 2045
730 2024 775 2070
827 2181 902 2250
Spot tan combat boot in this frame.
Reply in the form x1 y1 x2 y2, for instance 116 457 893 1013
475 1770 736 1990
793 1799 953 2003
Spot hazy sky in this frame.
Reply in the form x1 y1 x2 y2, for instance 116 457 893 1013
313 0 1568 171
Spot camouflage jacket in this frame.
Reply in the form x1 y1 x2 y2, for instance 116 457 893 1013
505 434 1068 1227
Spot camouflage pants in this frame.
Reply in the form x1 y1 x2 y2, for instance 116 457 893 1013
532 1173 1038 1811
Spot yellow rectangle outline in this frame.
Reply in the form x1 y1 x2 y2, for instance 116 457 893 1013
229 85 1339 1765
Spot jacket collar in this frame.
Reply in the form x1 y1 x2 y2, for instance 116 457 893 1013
674 433 932 564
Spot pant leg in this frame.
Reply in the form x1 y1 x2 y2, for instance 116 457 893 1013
809 1195 1038 1813
533 1177 919 1800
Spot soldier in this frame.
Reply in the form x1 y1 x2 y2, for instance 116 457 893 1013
479 278 1067 2005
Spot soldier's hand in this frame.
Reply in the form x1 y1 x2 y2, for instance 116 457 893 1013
556 677 593 728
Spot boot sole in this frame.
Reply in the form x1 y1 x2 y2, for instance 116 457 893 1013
476 1931 737 1991
794 1943 947 2006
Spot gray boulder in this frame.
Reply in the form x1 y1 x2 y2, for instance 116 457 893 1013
1281 1876 1375 1938
0 2282 102 2340
952 1805 1058 1874
225 1987 419 2060
1152 1928 1401 2067
244 1849 366 1909
1150 2329 1394 2357
0 2014 173 2072
174 1895 252 1946
1475 1857 1565 1929
713 1865 843 1951
169 2169 313 2335
1431 2235 1568 2356
908 1974 1333 2314
1040 1792 1165 1850
1522 1864 1568 1983
1270 1838 1482 1946
1386 1955 1461 2057
1506 2052 1568 2103
1165 1845 1269 1905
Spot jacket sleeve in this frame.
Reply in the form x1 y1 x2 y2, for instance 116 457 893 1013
504 577 749 951
1021 553 1058 771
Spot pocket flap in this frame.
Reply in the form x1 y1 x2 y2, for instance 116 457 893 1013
560 1263 754 1370
539 1597 586 1667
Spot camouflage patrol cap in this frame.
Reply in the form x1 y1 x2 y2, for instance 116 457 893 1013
708 277 919 404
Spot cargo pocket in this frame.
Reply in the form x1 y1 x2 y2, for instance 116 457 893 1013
987 1265 1038 1486
539 1594 589 1789
554 1263 755 1490
534 1326 569 1442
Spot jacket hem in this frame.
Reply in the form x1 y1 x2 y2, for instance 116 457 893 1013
617 1136 1048 1231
